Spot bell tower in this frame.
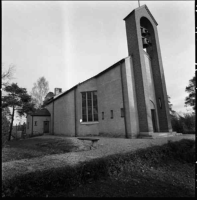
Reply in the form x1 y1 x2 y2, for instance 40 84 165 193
124 5 172 135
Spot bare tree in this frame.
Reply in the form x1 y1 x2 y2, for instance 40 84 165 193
2 64 16 87
31 77 49 108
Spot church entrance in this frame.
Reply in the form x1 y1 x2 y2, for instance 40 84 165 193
44 121 49 133
151 109 157 132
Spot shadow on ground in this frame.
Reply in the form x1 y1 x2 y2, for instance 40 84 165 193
55 161 195 197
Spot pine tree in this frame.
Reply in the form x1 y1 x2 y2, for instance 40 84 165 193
2 83 35 141
185 76 195 112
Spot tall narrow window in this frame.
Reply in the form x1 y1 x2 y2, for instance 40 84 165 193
27 122 29 129
87 92 92 122
158 98 162 109
111 110 113 119
121 108 124 117
81 91 98 122
35 121 37 126
93 92 98 121
102 112 104 120
82 93 87 122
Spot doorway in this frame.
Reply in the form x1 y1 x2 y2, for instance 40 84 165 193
151 109 157 132
43 121 49 133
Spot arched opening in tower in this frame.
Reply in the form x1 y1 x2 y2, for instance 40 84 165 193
140 17 155 55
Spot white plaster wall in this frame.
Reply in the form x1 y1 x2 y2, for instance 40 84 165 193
26 115 50 135
122 57 139 137
144 52 160 131
32 116 50 135
97 64 125 137
45 103 53 134
53 91 75 136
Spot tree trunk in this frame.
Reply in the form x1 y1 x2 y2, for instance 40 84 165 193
8 106 15 141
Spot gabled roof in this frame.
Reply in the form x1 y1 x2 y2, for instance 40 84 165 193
45 57 126 105
29 108 51 116
123 4 158 26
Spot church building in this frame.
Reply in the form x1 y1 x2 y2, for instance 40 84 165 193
26 5 172 138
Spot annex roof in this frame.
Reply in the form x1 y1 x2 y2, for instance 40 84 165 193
29 108 51 116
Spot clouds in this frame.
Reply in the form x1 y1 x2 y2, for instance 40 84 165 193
2 1 194 114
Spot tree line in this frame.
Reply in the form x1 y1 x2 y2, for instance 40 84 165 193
2 64 51 144
168 75 195 134
1 64 195 145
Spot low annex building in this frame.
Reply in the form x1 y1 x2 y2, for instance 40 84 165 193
26 108 51 135
27 5 172 138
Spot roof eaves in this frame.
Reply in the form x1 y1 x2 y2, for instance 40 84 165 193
78 58 125 83
45 85 77 105
94 58 125 78
45 58 126 105
123 5 158 26
144 5 158 26
123 10 135 21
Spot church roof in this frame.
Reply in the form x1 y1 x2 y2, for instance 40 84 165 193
44 57 126 105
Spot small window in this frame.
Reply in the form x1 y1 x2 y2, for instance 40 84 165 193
102 112 104 120
111 110 113 119
158 98 162 109
121 108 124 117
35 121 37 126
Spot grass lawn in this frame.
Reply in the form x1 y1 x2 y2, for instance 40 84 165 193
2 138 195 197
2 136 85 162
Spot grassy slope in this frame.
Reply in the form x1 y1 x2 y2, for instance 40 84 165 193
2 139 195 197
62 161 194 197
47 139 196 197
2 137 85 162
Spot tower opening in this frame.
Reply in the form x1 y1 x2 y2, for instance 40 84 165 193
140 17 155 54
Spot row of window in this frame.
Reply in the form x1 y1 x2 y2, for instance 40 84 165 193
81 108 124 122
81 91 125 122
102 108 124 120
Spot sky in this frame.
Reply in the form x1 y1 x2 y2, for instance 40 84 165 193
2 1 195 123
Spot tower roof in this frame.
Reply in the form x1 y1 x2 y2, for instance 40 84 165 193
123 4 158 26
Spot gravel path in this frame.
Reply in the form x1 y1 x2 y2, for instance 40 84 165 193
2 134 195 181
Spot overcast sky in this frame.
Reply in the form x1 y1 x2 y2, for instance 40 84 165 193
2 1 195 120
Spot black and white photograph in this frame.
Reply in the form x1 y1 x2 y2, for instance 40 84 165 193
2 1 195 197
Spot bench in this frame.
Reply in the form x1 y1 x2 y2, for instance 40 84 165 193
77 137 99 149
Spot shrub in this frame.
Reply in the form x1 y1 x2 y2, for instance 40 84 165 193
181 113 195 134
2 139 195 197
171 115 184 133
166 139 195 164
171 113 195 134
